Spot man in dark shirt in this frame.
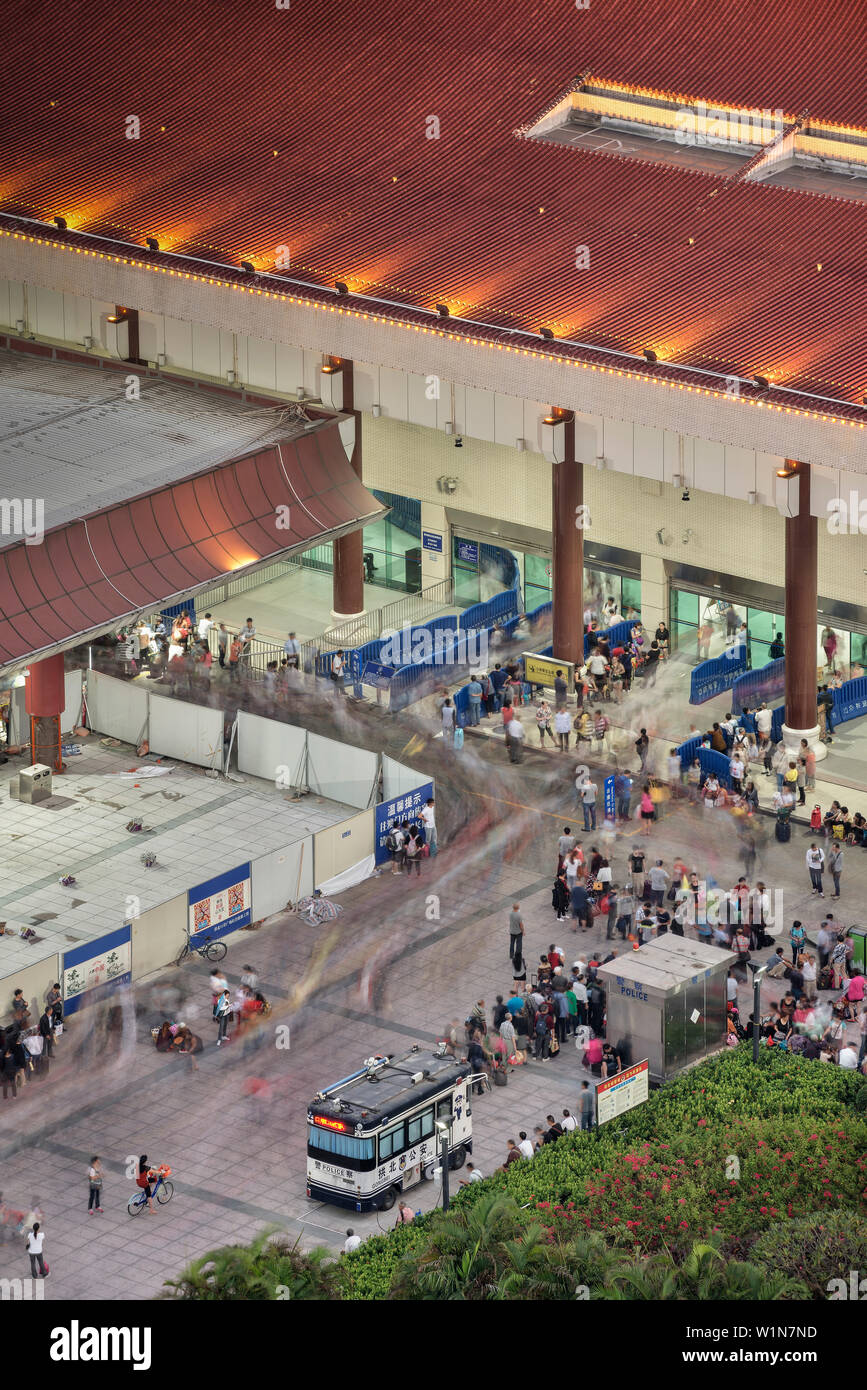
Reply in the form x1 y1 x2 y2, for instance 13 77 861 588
553 670 568 710
543 1115 564 1144
490 663 508 711
570 882 591 932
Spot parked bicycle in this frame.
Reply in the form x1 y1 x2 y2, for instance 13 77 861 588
127 1166 173 1216
175 932 226 967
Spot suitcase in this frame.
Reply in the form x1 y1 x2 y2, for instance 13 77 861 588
775 818 791 843
454 725 464 750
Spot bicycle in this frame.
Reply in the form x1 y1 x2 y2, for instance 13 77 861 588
127 1166 174 1216
175 932 226 966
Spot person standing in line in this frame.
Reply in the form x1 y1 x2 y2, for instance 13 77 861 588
284 631 301 670
635 728 650 774
87 1156 104 1214
420 797 437 856
404 823 423 875
578 1080 595 1131
228 633 242 682
579 775 598 832
535 698 555 747
554 706 571 752
214 989 232 1047
217 623 229 667
806 842 825 897
440 697 456 745
38 1004 56 1058
508 903 525 963
467 675 483 726
828 842 843 899
639 784 655 837
331 649 346 694
553 669 568 711
25 1223 48 1278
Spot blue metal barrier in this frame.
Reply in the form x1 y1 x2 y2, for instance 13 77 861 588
730 658 785 715
584 620 635 659
675 734 702 770
689 644 748 703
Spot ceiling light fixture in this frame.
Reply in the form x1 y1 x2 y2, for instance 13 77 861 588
53 216 67 231
540 327 554 340
643 348 658 363
145 237 160 252
436 303 450 319
334 281 349 295
240 261 255 274
754 375 770 391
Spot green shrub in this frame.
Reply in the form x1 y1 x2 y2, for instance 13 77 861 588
751 1213 867 1300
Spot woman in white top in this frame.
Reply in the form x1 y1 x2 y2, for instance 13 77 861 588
703 775 720 808
440 699 456 744
564 850 582 891
26 1223 47 1278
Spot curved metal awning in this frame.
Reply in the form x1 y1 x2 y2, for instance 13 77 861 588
0 420 384 680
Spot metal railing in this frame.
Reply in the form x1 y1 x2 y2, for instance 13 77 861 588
195 556 303 608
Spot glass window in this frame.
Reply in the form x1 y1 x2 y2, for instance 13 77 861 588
379 1122 406 1160
621 576 642 618
849 633 867 672
672 590 699 625
407 1109 434 1146
307 1126 374 1161
436 1097 452 1122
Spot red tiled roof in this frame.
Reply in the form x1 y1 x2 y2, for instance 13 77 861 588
0 425 381 673
4 0 867 405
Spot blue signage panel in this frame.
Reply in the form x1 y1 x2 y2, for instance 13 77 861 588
375 781 434 865
62 924 132 1015
360 660 395 689
604 775 616 822
188 862 252 941
422 531 443 552
457 540 479 565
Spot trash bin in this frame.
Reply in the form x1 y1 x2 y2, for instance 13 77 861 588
404 547 421 591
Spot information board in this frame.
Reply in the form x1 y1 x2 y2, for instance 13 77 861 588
522 652 574 690
374 781 434 864
596 1058 650 1125
62 925 132 1016
422 532 443 552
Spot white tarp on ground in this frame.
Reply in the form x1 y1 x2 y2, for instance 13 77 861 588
316 854 376 896
106 765 175 778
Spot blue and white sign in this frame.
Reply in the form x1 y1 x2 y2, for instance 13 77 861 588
604 775 616 822
422 531 443 553
62 925 132 1016
457 540 479 565
375 781 434 864
360 660 395 689
189 863 251 942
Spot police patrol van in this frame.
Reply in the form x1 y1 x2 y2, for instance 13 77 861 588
306 1045 474 1212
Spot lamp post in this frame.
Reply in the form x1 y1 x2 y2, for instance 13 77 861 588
435 1120 450 1211
747 962 767 1062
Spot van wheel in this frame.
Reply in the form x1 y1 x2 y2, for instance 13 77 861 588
448 1144 466 1170
379 1186 398 1212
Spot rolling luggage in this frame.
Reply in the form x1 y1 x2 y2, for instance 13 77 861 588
775 817 791 843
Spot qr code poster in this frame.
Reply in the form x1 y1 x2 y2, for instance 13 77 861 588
188 864 252 938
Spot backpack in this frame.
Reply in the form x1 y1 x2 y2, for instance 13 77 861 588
386 832 400 853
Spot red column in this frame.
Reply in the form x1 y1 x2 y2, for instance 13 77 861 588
551 413 583 667
783 461 818 736
332 360 365 619
25 652 65 771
